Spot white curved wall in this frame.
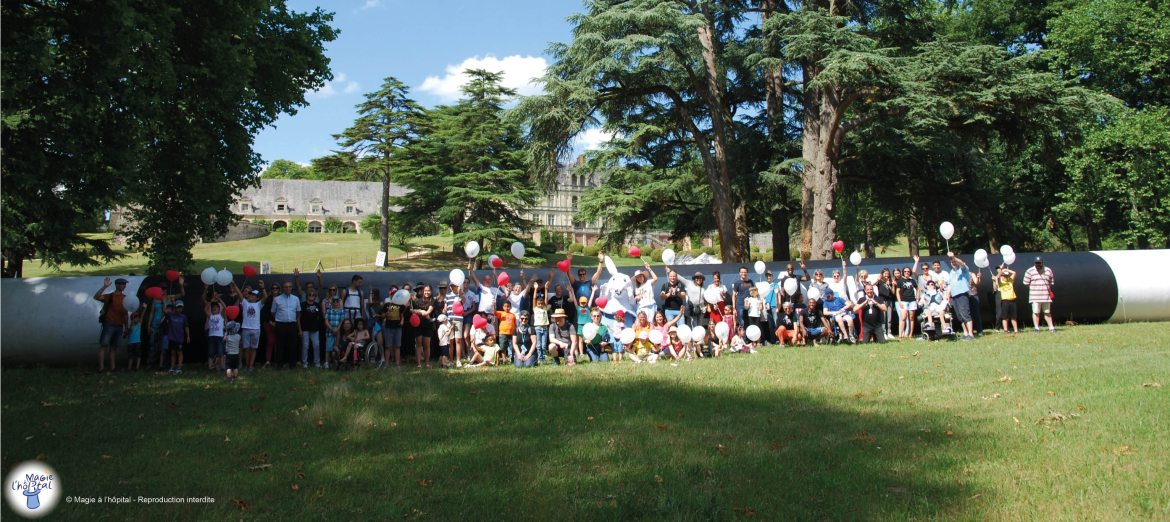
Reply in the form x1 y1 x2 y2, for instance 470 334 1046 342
1 276 146 364
1094 250 1170 323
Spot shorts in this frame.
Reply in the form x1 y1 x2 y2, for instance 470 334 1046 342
576 323 586 335
612 340 624 354
207 336 226 357
896 301 917 311
1001 300 1018 319
449 320 463 337
241 329 260 350
99 323 124 349
1031 302 1051 314
128 342 142 358
326 335 336 352
952 293 972 323
383 327 402 347
167 340 184 352
927 303 947 315
463 313 474 325
226 353 240 370
806 327 824 337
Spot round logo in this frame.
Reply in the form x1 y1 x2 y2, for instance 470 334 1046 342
4 462 61 518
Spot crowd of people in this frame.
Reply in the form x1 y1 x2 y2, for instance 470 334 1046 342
91 252 1058 376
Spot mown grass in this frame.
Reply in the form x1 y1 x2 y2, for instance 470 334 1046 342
2 324 1167 521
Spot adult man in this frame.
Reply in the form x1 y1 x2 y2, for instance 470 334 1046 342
660 269 687 323
783 261 811 301
272 281 302 369
94 277 131 372
946 252 975 340
854 283 888 343
548 308 576 365
731 266 754 329
459 278 477 355
774 301 801 347
470 269 503 327
930 259 948 288
293 267 323 302
341 274 365 323
1023 256 1056 333
762 270 780 345
800 297 827 345
822 289 856 344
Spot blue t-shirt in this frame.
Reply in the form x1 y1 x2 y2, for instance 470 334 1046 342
128 324 141 344
151 299 165 329
764 282 780 308
573 281 592 302
732 279 754 311
949 265 971 295
823 297 848 314
166 312 188 343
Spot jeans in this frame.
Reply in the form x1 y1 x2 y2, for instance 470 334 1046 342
99 323 124 349
664 309 681 323
302 330 321 365
207 336 225 358
513 348 536 367
584 344 609 362
767 309 779 343
148 327 167 365
534 326 549 362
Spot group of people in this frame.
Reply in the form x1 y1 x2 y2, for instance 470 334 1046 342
91 251 1058 376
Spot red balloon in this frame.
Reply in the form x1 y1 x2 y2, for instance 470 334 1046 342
491 257 504 268
165 270 180 282
472 315 487 329
497 272 510 286
145 287 164 301
242 265 257 278
628 246 641 258
409 314 421 327
832 240 845 253
556 259 571 273
452 302 464 315
595 296 608 308
225 305 240 321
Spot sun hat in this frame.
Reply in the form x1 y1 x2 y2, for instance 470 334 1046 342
551 308 568 318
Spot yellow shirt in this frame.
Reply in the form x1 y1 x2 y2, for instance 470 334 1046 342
998 279 1016 300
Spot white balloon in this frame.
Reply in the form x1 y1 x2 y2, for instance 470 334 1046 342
200 267 218 285
807 287 822 302
1003 252 1016 266
783 278 798 296
754 260 766 275
715 322 730 340
940 221 955 240
583 323 599 343
703 286 722 305
510 241 526 260
676 324 692 343
649 330 663 345
691 326 706 342
449 269 465 288
392 289 411 305
488 254 500 267
122 294 140 313
620 328 636 345
215 269 232 286
1000 244 1014 257
464 241 481 258
755 282 772 298
746 324 761 341
849 251 862 266
662 249 676 265
604 255 618 277
974 248 988 263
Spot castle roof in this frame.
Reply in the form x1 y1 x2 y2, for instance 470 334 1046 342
235 179 409 218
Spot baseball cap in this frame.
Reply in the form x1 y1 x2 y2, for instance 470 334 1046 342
251 290 260 295
1034 256 1044 263
578 296 588 304
174 300 185 307
114 278 129 285
614 310 625 318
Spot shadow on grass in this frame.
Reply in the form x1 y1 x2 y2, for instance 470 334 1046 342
2 366 980 521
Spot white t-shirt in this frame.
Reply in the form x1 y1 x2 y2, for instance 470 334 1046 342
437 323 452 346
746 297 763 317
636 282 656 307
478 286 500 314
343 287 363 310
827 279 848 301
240 300 262 330
508 291 524 312
462 289 477 316
208 314 225 337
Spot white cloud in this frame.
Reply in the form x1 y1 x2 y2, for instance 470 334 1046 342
308 73 360 98
574 128 615 151
361 0 381 9
418 55 547 102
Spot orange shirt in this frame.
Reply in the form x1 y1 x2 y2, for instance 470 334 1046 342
495 311 517 336
104 293 128 326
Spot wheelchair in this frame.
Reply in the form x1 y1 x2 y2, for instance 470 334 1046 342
334 340 384 370
918 302 957 341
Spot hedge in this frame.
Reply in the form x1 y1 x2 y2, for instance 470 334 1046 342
650 248 664 262
583 245 601 257
568 242 585 253
288 219 308 233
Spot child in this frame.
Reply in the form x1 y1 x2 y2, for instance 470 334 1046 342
342 318 371 369
744 286 764 349
665 327 687 361
437 314 453 369
532 294 550 365
333 319 354 369
469 334 501 367
324 297 344 369
609 310 626 362
495 302 517 363
997 266 1019 334
203 286 225 372
730 326 748 353
166 300 190 374
382 290 404 368
224 321 241 382
126 312 143 370
708 320 725 358
721 303 737 338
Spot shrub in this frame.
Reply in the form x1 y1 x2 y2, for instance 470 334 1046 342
688 248 704 257
764 252 774 262
751 253 763 262
323 217 343 233
583 245 601 257
750 245 760 253
252 218 267 227
701 246 717 256
650 248 664 262
790 248 801 261
766 246 773 253
568 242 585 253
288 219 307 233
271 220 286 231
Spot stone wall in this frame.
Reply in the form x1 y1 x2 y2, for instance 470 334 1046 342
205 221 271 243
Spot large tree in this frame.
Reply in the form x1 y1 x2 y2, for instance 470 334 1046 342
1 0 337 276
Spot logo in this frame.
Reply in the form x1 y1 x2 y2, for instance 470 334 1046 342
5 462 61 518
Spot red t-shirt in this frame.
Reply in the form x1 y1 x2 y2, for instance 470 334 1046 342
104 293 128 326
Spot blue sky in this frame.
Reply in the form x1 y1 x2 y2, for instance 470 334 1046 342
253 0 601 167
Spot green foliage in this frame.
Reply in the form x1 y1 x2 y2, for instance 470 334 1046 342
750 246 760 253
582 245 601 257
252 219 267 227
323 217 343 234
272 221 288 231
701 246 717 256
288 219 308 233
568 242 584 254
540 229 569 252
1 0 336 275
688 249 704 257
261 159 321 180
650 249 664 262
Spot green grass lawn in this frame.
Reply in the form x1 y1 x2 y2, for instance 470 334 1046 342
2 323 1166 520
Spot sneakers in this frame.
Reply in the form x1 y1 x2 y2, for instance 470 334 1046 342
174 368 183 374
961 335 974 341
324 362 330 369
1048 328 1057 334
1034 328 1042 333
749 349 759 354
168 367 176 374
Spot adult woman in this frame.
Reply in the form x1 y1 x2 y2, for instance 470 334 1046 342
627 310 657 363
400 284 415 363
512 310 539 367
411 285 435 369
877 268 895 338
582 308 611 362
367 287 385 349
651 309 683 353
633 262 659 319
809 269 829 298
895 266 918 339
324 284 339 311
827 269 849 303
261 282 280 367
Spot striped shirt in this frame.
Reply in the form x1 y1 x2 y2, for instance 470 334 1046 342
1022 267 1054 303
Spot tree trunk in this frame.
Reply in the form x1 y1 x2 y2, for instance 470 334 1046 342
1 250 25 278
864 215 875 258
735 198 751 262
800 65 820 260
985 221 1000 254
379 175 391 256
1085 214 1101 250
771 205 790 261
907 212 919 256
695 18 745 263
806 85 843 260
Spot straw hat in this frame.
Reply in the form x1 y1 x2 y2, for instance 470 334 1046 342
551 308 568 318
